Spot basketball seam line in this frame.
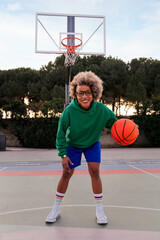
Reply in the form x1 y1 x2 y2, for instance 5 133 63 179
124 124 136 141
114 122 124 143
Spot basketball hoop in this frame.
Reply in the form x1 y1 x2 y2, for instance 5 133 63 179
61 37 82 67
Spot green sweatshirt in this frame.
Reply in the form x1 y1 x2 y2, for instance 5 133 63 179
56 98 117 157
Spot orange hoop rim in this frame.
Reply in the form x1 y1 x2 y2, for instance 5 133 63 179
61 36 82 50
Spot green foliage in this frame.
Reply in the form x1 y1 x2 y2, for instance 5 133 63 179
1 115 159 147
126 57 160 115
13 117 59 148
0 56 160 119
1 56 160 148
154 75 160 96
151 95 160 113
100 56 128 112
51 85 65 99
3 99 27 119
126 82 147 115
40 87 51 101
27 81 41 101
40 98 64 117
134 115 160 147
0 110 3 124
51 98 64 113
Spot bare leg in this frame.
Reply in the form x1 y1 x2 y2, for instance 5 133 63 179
57 168 74 193
87 162 102 194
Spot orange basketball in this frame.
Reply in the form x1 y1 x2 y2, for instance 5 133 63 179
111 119 139 145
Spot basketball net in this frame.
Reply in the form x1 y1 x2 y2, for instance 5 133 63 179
64 51 79 67
61 37 82 67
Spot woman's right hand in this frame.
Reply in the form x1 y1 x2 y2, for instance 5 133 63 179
62 156 74 172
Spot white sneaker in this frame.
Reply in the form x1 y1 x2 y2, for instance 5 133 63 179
45 204 61 223
96 206 108 225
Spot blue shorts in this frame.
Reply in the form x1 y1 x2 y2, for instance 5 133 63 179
67 141 101 169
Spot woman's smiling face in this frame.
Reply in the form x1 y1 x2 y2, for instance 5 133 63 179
76 85 93 110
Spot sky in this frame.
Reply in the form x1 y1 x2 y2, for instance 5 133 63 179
0 0 160 70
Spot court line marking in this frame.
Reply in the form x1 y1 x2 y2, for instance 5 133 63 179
0 167 7 171
0 204 160 216
129 164 160 179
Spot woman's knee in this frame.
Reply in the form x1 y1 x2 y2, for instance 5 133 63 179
89 167 100 178
62 169 74 180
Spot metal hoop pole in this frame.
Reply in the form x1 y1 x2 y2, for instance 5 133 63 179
64 16 75 109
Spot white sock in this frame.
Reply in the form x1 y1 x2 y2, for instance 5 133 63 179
54 191 65 206
94 193 103 208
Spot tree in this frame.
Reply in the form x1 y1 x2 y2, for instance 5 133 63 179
101 56 128 113
28 101 42 118
40 87 51 101
27 81 41 102
1 56 160 118
3 99 27 119
127 58 160 115
154 75 160 96
151 95 160 114
126 82 147 115
51 85 65 99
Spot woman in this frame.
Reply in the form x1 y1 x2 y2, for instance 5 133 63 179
46 71 117 225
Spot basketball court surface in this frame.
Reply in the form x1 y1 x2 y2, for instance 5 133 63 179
0 147 160 240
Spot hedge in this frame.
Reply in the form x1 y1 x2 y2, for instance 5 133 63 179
0 117 59 148
0 115 160 148
133 115 160 147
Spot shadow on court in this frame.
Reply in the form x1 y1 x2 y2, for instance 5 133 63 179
0 147 160 240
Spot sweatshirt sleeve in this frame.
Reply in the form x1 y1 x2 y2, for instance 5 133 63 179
105 107 117 129
56 110 70 157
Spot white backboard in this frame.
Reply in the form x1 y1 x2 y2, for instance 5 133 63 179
35 13 106 56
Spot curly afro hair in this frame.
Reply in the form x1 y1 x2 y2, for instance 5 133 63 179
69 71 103 100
